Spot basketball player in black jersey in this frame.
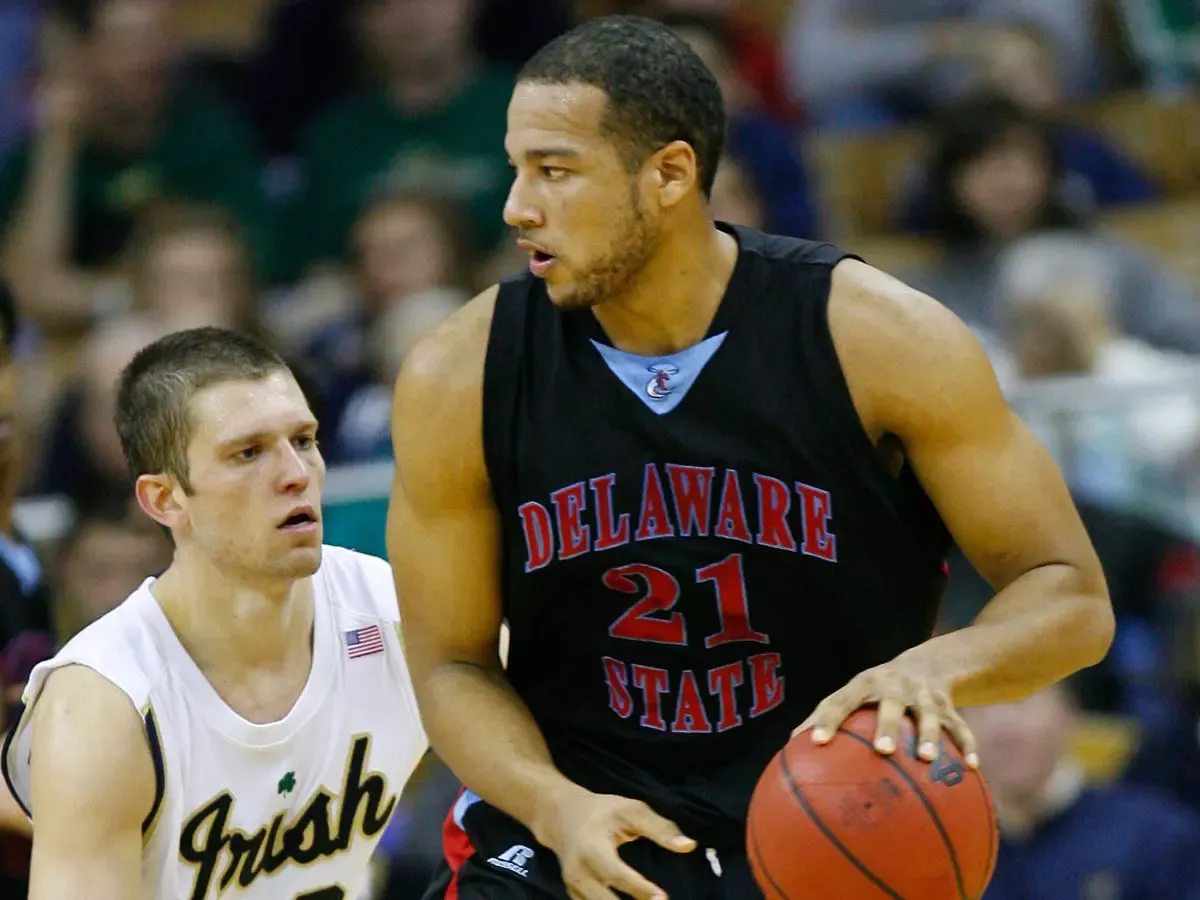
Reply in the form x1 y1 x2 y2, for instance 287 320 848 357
388 15 1113 900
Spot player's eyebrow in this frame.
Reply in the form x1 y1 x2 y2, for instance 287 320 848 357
216 421 317 451
520 148 583 162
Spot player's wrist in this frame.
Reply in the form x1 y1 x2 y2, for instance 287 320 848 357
528 777 593 850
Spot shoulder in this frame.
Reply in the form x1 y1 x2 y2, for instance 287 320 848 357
826 258 1000 437
731 224 849 270
319 545 397 623
29 591 166 708
390 285 499 503
393 284 499 417
29 664 156 818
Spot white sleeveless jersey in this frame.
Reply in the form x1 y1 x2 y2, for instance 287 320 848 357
2 545 427 900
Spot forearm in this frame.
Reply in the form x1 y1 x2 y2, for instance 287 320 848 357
896 563 1113 707
417 660 586 844
4 128 96 326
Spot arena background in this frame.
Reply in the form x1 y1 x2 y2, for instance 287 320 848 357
4 0 1200 897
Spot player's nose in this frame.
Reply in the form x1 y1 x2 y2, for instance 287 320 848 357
276 443 312 493
503 182 544 230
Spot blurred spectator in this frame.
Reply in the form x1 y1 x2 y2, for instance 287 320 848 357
638 0 799 122
0 279 51 894
290 190 472 461
126 201 258 333
31 314 163 513
290 0 513 280
967 682 1200 900
0 3 38 155
709 155 765 230
941 496 1200 716
1122 557 1200 814
474 0 574 72
0 0 275 330
246 0 360 159
906 97 1200 355
52 500 171 643
335 287 464 463
246 0 570 161
903 26 1158 230
996 234 1200 508
664 12 817 238
784 0 1100 129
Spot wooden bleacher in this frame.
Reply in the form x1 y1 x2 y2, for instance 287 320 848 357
803 128 928 240
1068 91 1200 196
807 92 1200 243
1099 197 1200 287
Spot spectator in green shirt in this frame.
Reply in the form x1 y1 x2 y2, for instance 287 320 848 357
290 0 514 281
0 0 274 329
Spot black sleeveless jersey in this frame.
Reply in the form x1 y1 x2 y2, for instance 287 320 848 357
482 223 952 850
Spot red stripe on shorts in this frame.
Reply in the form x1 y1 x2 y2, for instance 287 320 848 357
442 786 476 900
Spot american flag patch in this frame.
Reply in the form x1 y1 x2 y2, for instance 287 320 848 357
344 625 385 659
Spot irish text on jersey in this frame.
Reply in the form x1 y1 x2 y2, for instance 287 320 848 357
178 734 397 899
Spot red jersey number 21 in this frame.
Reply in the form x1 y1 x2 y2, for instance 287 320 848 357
604 553 769 648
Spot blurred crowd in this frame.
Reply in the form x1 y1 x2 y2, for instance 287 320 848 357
0 0 1200 897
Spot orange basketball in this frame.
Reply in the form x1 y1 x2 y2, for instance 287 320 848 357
746 708 998 899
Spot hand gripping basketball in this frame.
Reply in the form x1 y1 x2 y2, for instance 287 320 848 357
535 785 697 900
793 662 980 769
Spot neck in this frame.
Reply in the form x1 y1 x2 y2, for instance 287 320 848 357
591 217 738 356
387 56 475 113
151 552 314 673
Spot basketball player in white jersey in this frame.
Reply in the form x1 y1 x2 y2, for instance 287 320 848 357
2 327 427 899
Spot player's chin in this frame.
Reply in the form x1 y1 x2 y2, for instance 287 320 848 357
546 283 599 310
281 543 323 578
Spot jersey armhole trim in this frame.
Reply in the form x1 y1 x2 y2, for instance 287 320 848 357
481 277 528 514
141 704 166 838
1 700 30 819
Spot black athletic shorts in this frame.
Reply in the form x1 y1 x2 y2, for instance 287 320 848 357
421 788 764 899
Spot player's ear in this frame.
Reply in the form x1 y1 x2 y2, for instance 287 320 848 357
652 140 699 209
134 473 186 532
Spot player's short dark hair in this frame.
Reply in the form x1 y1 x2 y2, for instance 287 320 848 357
518 15 726 197
115 327 292 493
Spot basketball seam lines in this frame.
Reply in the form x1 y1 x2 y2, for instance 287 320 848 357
747 816 792 900
841 731 970 900
778 752 908 900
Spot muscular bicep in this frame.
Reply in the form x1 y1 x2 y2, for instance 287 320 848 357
387 289 505 680
831 262 1105 593
28 665 153 900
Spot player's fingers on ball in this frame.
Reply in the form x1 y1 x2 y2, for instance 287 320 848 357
806 696 848 744
914 689 943 761
943 709 981 767
620 802 696 853
873 697 906 755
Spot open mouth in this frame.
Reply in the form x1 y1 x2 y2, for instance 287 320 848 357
531 250 555 264
278 509 317 530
